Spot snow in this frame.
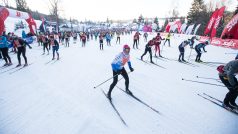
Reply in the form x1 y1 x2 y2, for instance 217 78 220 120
0 24 238 133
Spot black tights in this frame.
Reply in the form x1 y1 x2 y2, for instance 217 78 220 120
108 68 129 95
141 46 153 62
133 39 138 49
219 75 238 105
0 47 11 63
17 47 27 64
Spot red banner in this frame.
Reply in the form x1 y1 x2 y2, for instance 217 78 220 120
210 6 225 38
221 13 238 39
204 9 219 35
199 36 238 49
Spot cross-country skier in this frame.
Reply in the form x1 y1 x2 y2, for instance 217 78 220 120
107 45 134 100
65 32 70 47
143 32 148 42
178 40 190 62
13 37 32 67
195 41 208 62
141 38 155 63
218 59 238 110
116 32 120 44
49 35 60 60
42 35 49 55
163 32 171 47
81 33 87 47
105 32 111 46
154 33 164 57
99 33 104 50
133 32 139 49
0 33 12 66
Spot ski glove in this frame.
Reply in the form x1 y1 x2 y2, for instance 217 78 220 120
129 67 134 72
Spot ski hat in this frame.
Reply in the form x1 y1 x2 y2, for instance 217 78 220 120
217 65 225 74
123 44 130 52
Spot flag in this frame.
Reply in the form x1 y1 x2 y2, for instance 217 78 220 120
210 6 226 38
204 9 219 35
221 13 238 39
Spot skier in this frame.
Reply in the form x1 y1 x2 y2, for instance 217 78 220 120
105 32 111 46
218 59 238 109
163 32 171 47
133 32 139 49
99 33 104 50
13 37 32 67
107 45 134 100
178 40 190 62
81 33 87 47
73 32 77 43
65 32 70 47
49 36 60 60
143 32 148 42
141 38 155 63
154 33 164 57
42 35 49 55
116 32 120 44
0 33 12 66
195 41 208 62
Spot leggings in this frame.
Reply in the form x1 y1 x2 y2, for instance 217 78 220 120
108 67 129 95
17 47 27 64
0 47 11 63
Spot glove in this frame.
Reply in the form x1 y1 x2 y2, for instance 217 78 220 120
29 46 32 49
129 67 134 72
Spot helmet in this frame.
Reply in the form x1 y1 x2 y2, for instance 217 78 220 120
205 41 209 45
157 33 160 36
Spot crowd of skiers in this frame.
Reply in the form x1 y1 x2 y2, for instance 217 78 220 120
1 29 238 111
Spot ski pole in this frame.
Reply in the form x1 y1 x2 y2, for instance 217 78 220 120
182 78 225 87
94 71 132 89
225 53 237 55
94 74 120 89
196 76 220 81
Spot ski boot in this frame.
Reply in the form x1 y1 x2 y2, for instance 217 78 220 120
3 63 8 66
107 93 112 101
24 63 28 67
16 64 21 67
150 61 154 64
126 89 133 95
222 102 235 110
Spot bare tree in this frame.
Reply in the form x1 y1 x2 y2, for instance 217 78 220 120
48 0 61 32
3 0 9 7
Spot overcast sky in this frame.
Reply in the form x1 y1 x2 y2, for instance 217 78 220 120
2 0 237 21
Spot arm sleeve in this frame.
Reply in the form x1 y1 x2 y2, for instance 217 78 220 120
128 61 132 68
227 65 238 87
202 45 206 52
